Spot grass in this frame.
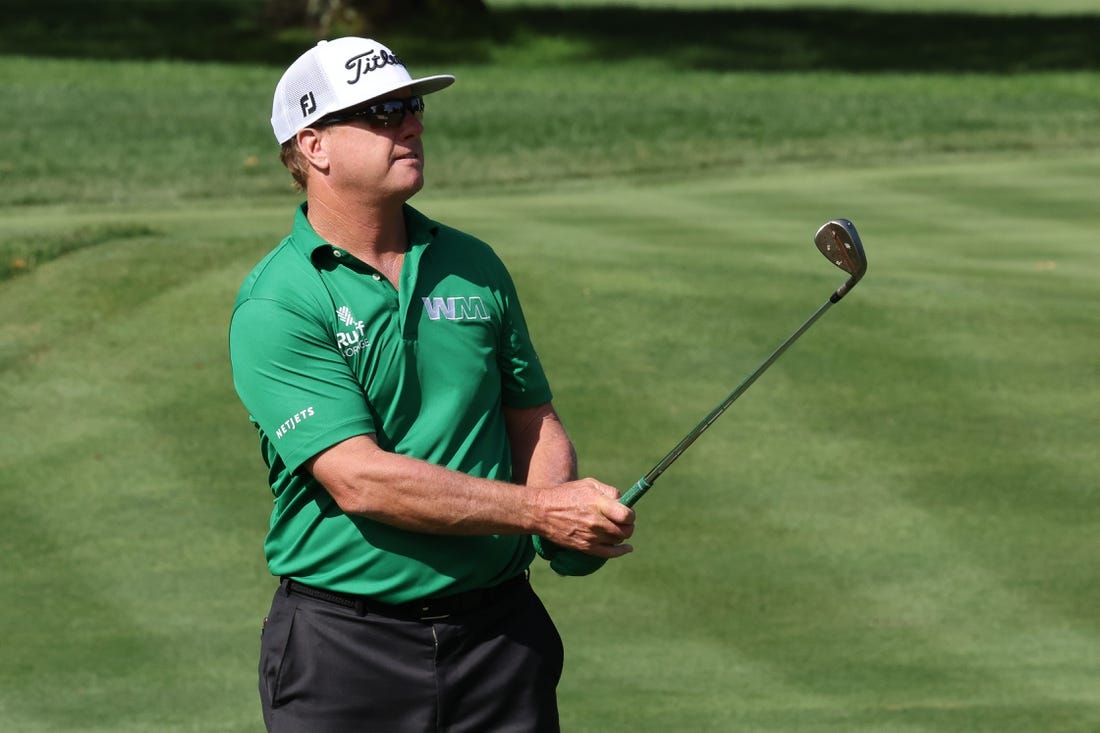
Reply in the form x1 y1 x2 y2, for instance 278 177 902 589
491 0 1100 10
444 157 1100 733
3 56 1099 211
4 1 1100 70
4 153 1099 732
3 1 1100 731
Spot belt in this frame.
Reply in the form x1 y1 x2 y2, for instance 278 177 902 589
281 571 530 621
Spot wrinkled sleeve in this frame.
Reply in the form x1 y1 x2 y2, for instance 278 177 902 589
495 268 553 409
229 297 374 473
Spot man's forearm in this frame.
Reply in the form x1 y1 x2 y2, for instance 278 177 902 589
308 435 542 535
504 403 578 488
307 423 633 555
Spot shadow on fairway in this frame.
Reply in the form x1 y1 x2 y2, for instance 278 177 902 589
489 6 1100 72
2 0 1099 71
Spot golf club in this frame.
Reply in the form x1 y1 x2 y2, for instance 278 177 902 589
537 218 868 575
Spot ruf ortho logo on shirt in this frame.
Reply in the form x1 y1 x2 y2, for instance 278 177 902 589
335 306 370 356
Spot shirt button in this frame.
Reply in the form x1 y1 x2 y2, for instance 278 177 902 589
372 273 382 281
333 249 342 257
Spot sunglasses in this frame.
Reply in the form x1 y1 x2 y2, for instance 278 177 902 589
318 96 425 130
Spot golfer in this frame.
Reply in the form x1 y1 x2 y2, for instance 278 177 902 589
229 37 635 732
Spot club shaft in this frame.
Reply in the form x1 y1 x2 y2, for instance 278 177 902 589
620 296 836 507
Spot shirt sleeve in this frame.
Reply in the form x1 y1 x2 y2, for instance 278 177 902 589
495 267 554 409
229 296 375 473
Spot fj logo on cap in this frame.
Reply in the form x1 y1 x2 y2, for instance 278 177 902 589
345 50 403 85
300 92 317 117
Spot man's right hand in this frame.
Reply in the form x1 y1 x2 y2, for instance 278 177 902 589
531 479 635 558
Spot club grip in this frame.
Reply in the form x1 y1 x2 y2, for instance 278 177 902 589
619 476 653 507
534 537 608 576
534 477 653 576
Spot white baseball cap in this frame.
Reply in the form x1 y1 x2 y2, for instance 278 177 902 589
271 37 455 144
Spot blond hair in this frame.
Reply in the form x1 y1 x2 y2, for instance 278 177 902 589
279 139 310 191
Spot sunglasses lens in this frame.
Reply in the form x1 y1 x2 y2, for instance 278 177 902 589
371 97 424 128
373 101 405 127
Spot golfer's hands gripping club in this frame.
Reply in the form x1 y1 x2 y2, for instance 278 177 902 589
532 479 635 576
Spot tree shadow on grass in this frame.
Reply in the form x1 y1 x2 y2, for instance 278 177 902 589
0 1 1098 71
481 6 1100 72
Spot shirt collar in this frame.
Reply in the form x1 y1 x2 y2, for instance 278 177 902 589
287 201 440 267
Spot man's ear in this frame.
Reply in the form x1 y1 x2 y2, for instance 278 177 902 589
297 127 330 173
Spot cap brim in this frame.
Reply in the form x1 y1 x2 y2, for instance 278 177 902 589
354 74 455 108
407 74 456 97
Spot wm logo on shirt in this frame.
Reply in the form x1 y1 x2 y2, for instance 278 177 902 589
422 296 491 321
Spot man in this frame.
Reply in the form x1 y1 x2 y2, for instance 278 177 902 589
229 37 635 732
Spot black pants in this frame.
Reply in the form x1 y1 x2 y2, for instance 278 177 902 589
259 577 564 732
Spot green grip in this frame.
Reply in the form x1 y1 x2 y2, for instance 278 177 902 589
619 476 653 507
537 536 608 576
534 477 653 577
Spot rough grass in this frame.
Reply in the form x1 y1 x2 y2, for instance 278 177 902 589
2 55 1098 213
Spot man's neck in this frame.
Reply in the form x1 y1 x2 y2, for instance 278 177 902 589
306 192 409 284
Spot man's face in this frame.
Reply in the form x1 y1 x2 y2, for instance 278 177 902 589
317 92 427 203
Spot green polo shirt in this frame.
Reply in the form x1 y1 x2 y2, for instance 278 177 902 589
229 203 550 603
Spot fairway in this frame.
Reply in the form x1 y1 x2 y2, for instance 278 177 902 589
2 0 1099 729
2 148 1099 731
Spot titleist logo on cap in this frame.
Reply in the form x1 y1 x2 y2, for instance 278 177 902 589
345 50 404 84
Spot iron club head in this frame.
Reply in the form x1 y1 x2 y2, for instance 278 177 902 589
814 218 867 302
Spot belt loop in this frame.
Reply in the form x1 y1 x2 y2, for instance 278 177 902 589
354 597 368 617
281 577 292 596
